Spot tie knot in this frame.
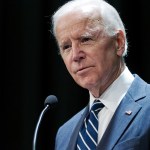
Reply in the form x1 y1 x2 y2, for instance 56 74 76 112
90 100 104 115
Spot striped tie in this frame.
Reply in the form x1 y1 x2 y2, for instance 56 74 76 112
76 100 104 150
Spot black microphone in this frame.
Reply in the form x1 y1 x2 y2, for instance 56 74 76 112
33 95 58 150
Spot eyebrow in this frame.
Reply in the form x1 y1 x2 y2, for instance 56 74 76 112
80 32 93 37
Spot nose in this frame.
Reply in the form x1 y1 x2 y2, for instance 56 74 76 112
72 44 86 62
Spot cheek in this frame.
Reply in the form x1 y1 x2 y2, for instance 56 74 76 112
93 49 117 77
62 57 73 74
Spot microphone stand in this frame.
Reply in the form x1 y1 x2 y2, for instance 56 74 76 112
32 104 50 150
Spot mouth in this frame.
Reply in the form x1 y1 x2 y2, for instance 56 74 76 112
76 66 94 75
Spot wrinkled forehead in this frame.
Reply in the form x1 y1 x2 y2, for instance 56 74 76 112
55 4 102 22
55 7 103 34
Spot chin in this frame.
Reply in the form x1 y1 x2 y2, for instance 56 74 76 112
77 79 98 90
74 74 98 88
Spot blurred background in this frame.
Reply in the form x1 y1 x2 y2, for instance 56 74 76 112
1 0 150 149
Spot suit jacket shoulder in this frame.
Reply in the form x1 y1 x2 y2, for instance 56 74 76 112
97 74 150 150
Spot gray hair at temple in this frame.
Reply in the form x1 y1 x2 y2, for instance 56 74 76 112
51 0 128 56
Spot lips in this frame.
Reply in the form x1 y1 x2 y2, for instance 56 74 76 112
76 66 94 74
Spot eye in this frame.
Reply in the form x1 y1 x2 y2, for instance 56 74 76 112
81 37 92 43
63 44 71 50
60 44 72 54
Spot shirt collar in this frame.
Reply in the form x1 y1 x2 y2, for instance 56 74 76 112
89 66 134 112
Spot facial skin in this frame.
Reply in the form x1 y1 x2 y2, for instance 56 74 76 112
55 8 125 98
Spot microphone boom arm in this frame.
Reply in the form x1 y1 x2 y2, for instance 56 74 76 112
32 95 58 150
33 104 50 150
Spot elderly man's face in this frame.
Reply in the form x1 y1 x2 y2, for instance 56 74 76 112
55 11 123 97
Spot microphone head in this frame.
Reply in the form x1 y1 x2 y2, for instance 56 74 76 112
44 95 58 107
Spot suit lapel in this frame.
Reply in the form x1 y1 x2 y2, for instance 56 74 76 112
97 95 142 150
67 106 89 150
97 75 147 150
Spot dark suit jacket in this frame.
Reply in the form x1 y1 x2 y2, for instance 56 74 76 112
55 75 150 150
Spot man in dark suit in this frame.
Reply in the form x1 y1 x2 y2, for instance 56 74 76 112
51 0 150 149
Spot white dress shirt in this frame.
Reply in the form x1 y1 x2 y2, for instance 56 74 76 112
89 66 134 142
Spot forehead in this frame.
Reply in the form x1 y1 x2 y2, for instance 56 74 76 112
55 10 103 40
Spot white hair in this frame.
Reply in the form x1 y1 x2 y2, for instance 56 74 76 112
52 0 128 56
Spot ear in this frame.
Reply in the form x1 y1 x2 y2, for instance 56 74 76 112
115 30 125 56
